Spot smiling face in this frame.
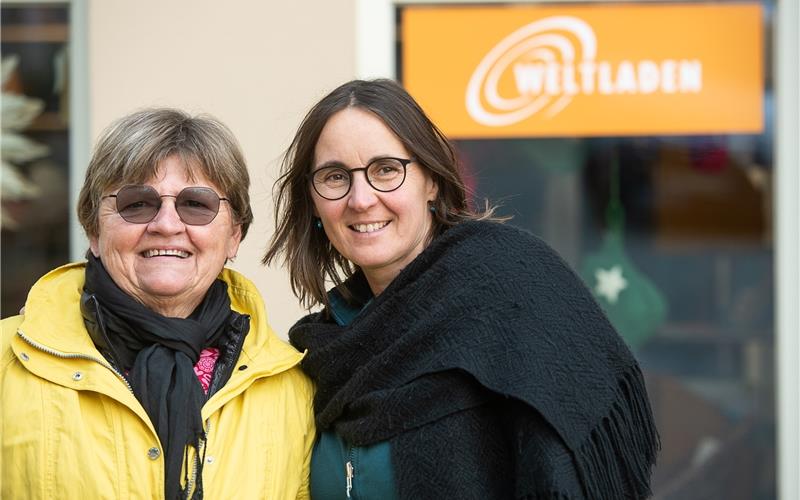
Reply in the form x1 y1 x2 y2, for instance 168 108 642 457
89 156 241 317
311 107 438 295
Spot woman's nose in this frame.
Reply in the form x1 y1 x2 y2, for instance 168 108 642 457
146 197 185 233
346 171 378 210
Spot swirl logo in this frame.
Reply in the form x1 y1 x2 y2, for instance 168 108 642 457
466 16 596 127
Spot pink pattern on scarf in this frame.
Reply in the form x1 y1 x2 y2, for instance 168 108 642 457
194 347 220 394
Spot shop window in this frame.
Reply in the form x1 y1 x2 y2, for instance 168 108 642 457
1 3 71 316
399 2 775 498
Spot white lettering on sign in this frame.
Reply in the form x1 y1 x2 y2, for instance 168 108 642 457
465 16 704 127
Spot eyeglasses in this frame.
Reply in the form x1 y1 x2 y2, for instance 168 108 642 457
309 157 414 201
102 184 229 225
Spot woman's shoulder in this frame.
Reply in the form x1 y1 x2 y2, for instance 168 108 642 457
478 219 551 245
443 220 547 247
30 261 87 288
247 338 315 403
283 358 315 396
1 262 87 355
219 267 261 307
13 262 87 317
440 220 563 267
217 268 313 378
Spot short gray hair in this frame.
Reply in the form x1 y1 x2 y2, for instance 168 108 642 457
77 108 253 240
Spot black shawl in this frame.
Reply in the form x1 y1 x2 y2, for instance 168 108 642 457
290 221 659 499
81 255 249 500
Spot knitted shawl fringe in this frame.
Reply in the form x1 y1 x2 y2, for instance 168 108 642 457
572 368 660 499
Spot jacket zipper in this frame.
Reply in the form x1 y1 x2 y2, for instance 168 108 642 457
16 330 134 394
184 419 211 498
345 445 356 498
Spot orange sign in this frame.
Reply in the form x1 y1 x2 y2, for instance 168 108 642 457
401 3 763 138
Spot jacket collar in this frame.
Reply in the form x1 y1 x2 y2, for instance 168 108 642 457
17 261 304 375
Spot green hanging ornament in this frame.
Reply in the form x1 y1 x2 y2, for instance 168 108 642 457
520 138 586 174
580 154 667 349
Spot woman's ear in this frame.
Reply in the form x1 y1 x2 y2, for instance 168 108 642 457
426 176 440 200
89 237 101 258
226 224 243 260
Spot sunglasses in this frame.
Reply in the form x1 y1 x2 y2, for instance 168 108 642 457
102 185 229 225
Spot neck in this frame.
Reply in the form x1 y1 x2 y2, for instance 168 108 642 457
139 295 200 318
363 269 398 297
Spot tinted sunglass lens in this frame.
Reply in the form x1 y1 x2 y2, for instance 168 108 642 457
115 185 161 223
175 187 220 225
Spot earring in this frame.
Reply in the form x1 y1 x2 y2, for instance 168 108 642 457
315 219 323 229
428 203 436 214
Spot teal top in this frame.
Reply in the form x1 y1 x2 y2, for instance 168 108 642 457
309 289 399 500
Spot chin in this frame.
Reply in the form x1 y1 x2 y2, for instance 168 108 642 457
353 256 395 272
141 279 193 298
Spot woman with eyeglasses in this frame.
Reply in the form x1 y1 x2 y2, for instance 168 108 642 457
1 108 314 499
265 79 659 499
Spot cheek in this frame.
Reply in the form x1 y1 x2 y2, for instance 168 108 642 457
92 216 141 257
314 200 341 224
94 230 129 257
311 194 332 219
192 221 241 262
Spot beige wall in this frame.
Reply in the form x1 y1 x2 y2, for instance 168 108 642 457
88 0 356 336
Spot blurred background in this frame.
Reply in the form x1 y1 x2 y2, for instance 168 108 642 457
1 1 797 499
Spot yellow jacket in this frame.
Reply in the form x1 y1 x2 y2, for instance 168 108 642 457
0 262 315 499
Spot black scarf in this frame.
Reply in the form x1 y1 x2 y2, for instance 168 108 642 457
291 221 659 499
81 254 240 500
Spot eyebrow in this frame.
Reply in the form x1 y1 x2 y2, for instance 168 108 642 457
312 160 348 172
312 155 401 172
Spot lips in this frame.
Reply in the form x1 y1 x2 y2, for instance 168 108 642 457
350 221 389 233
142 248 191 258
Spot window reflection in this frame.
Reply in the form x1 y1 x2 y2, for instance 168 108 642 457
454 132 775 499
1 4 71 316
400 1 776 494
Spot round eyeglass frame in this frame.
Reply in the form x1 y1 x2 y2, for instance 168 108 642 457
308 157 415 201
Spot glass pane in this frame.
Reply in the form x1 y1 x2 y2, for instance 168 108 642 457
1 4 71 316
400 2 775 498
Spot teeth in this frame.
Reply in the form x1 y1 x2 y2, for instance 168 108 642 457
352 221 388 233
143 249 190 258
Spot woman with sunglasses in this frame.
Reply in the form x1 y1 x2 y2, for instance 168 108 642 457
265 79 659 499
1 108 314 499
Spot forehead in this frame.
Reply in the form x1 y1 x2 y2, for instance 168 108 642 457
108 155 216 192
313 108 407 166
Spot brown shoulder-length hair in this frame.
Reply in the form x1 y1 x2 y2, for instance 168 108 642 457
263 79 503 309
